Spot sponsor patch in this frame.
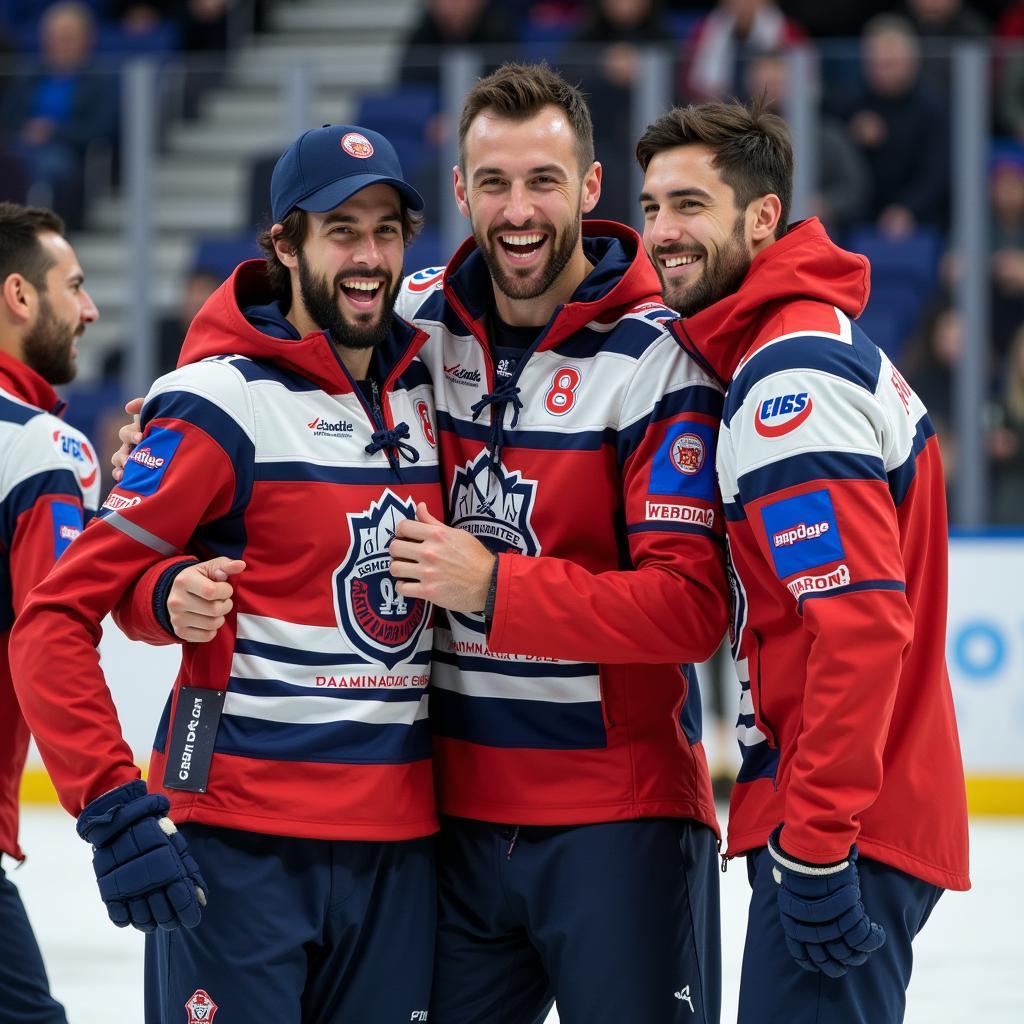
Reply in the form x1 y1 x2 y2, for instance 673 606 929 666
307 416 354 438
415 400 436 447
754 391 812 438
761 489 845 578
51 501 83 558
184 988 218 1022
649 422 716 501
443 363 482 387
341 131 374 158
101 492 142 513
52 429 97 489
120 427 183 496
891 365 913 414
333 491 429 669
163 687 225 793
406 267 444 293
645 501 715 528
787 563 851 599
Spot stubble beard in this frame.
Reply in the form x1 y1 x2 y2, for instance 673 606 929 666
660 214 752 318
22 294 78 385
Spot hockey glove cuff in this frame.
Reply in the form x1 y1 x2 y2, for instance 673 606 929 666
77 779 207 933
768 824 886 978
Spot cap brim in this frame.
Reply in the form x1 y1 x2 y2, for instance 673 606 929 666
295 172 425 215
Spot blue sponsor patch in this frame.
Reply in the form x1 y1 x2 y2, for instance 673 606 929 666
761 489 845 578
120 427 183 496
51 501 83 558
649 422 716 501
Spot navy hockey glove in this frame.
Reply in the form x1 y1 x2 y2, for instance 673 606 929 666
768 824 886 978
77 780 207 933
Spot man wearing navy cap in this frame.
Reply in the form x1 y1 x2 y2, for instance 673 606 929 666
10 125 444 1022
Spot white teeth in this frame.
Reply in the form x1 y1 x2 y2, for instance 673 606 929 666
501 233 544 246
342 280 380 291
664 255 700 268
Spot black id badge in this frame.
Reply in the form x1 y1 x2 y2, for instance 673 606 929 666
162 686 225 793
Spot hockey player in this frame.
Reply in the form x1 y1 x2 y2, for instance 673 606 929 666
385 64 728 1023
10 126 443 1023
635 100 970 1023
0 202 98 1024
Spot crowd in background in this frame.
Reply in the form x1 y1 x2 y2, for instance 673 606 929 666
1 0 1024 524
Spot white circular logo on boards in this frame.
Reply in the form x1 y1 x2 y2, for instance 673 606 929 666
341 132 374 159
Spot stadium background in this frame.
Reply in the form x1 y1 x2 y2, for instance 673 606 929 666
1 0 1021 816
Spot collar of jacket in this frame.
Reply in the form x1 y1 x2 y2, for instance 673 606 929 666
0 348 65 416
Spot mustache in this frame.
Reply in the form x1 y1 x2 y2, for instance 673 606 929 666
653 244 705 259
334 269 391 285
488 222 549 238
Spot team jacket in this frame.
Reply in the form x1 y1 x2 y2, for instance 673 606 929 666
0 352 99 859
676 218 969 890
10 261 443 841
395 221 728 829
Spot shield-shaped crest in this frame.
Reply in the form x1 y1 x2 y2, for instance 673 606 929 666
185 990 218 1023
333 490 428 669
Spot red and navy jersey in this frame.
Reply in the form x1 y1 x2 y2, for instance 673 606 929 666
397 222 728 829
678 218 969 890
0 352 99 859
11 262 443 841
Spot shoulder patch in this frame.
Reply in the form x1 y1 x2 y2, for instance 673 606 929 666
649 423 717 502
120 427 183 496
51 501 83 558
761 488 844 578
753 391 813 438
405 267 445 293
51 428 98 489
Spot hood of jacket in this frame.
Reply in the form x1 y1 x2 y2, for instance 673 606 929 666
676 218 871 387
178 259 426 392
0 349 65 416
442 219 665 351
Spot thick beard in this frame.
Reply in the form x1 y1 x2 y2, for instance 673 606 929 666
660 214 752 318
22 294 77 385
296 250 399 351
475 211 581 302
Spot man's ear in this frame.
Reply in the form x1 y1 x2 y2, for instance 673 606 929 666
453 165 470 220
271 224 299 269
1 272 34 326
750 193 783 244
581 160 602 215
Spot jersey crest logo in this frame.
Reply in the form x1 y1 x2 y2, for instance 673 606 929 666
670 432 705 475
52 429 97 489
406 267 444 293
185 989 218 1022
333 490 429 669
449 450 540 557
754 392 812 438
340 132 373 158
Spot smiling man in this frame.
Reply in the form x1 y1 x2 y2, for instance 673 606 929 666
386 63 728 1024
635 100 969 1024
10 126 444 1023
0 201 98 1024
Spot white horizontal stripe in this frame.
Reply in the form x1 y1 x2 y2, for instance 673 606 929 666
223 690 428 726
230 651 429 687
235 614 354 654
734 657 749 683
431 660 600 703
736 721 768 747
739 689 754 716
149 362 255 442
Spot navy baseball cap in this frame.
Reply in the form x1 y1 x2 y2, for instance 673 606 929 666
270 124 424 223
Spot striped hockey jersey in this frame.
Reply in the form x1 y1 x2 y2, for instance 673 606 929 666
396 221 728 829
0 352 99 858
676 218 969 890
11 262 443 840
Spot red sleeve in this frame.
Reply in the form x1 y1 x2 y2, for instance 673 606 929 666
487 364 727 665
111 556 196 645
10 413 242 816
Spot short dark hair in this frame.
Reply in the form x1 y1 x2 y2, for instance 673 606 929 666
635 98 793 239
458 62 595 173
256 202 424 304
0 202 65 292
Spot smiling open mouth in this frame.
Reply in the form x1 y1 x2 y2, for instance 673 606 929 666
340 278 383 304
498 232 547 260
661 254 701 269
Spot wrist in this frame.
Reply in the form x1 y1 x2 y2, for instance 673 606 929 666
768 824 852 877
483 556 499 621
154 559 199 638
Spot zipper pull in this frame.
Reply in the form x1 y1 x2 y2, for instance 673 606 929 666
506 825 520 860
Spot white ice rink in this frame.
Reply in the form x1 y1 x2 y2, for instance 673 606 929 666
9 808 1018 1024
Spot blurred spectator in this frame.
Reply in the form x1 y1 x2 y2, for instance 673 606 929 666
996 2 1024 142
563 0 673 225
746 48 870 238
0 2 117 228
901 0 989 94
989 325 1024 524
102 266 221 383
989 151 1024 361
107 0 268 47
775 0 888 39
830 15 949 238
399 0 515 91
679 0 806 103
